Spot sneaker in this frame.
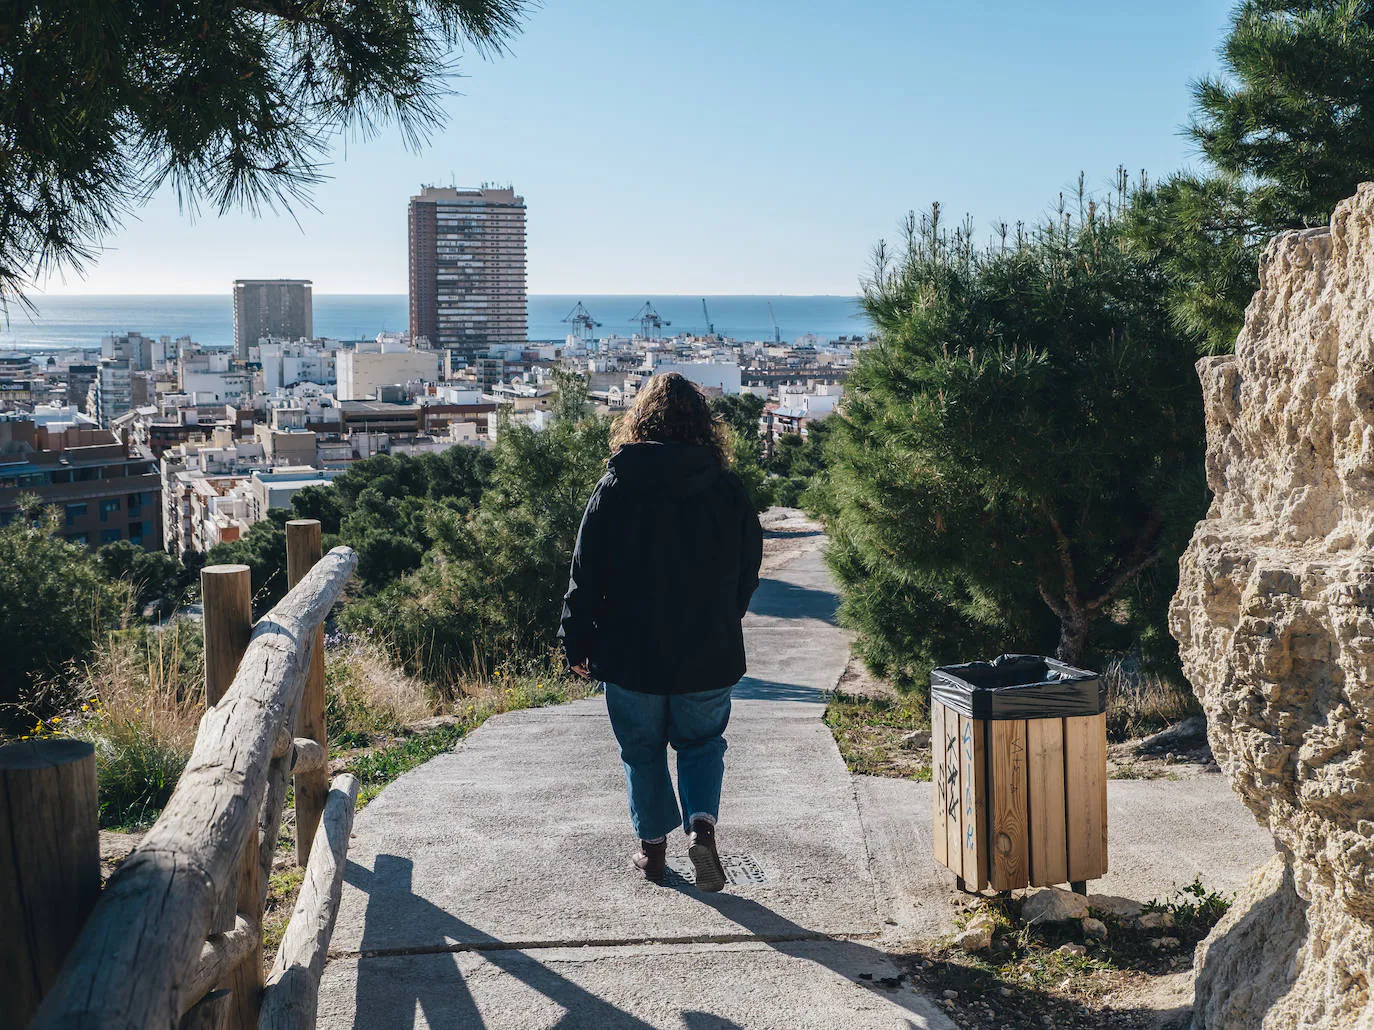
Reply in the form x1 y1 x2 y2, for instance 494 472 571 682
633 839 667 882
687 818 727 892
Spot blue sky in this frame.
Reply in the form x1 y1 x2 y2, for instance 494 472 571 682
41 0 1235 297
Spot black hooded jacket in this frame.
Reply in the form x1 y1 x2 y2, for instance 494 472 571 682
559 441 764 695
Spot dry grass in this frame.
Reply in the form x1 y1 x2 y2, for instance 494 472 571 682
44 620 206 829
324 632 438 747
1104 658 1199 743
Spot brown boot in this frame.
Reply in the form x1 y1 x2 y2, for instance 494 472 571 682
688 818 726 892
633 839 667 882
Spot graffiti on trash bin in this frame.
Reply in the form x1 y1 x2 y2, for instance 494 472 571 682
945 724 959 821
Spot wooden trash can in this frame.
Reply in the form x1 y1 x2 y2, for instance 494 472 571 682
930 655 1108 894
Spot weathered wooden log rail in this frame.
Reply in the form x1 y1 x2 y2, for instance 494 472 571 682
2 520 358 1030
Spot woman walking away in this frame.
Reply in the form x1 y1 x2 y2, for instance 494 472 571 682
560 372 763 892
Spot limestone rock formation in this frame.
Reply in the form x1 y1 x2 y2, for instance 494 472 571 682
1171 183 1374 1029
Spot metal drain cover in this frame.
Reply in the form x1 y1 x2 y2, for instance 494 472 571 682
665 854 770 887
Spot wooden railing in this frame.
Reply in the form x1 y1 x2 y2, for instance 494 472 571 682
1 520 358 1030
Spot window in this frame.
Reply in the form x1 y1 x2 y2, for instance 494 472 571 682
128 492 143 512
129 521 145 546
100 528 121 544
65 502 87 526
99 498 120 522
68 532 88 546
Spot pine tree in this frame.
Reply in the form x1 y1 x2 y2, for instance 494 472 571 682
1128 1 1374 351
1193 1 1374 221
0 0 528 299
826 201 1206 690
0 498 128 721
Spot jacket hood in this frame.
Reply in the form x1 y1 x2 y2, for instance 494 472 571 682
608 442 723 498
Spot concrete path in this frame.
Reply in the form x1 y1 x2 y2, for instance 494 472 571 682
317 535 1275 1029
320 541 954 1029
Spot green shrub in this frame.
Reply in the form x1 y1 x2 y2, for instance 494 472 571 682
346 391 611 683
825 198 1206 691
74 717 189 829
1146 877 1232 937
0 501 129 725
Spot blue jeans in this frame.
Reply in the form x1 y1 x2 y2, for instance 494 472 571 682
604 682 732 841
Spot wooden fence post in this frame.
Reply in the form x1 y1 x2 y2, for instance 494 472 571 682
0 738 100 1028
286 520 328 865
203 564 253 707
200 563 261 1029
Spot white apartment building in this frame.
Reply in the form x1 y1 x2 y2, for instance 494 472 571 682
247 466 342 520
335 348 440 401
778 383 844 418
101 331 153 371
486 406 552 442
179 348 252 404
101 332 189 372
257 341 336 392
160 431 268 555
448 421 482 444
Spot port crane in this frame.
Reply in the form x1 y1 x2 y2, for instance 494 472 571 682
562 301 602 341
701 299 715 338
629 301 671 339
767 301 782 344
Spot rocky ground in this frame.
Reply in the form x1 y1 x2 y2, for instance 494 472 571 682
899 882 1229 1030
1108 715 1216 781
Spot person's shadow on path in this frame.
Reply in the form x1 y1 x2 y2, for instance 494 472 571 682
348 855 668 1030
346 854 943 1030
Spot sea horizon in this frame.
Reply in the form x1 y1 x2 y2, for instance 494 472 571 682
1 294 872 353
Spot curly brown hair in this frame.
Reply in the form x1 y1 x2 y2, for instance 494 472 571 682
609 371 731 468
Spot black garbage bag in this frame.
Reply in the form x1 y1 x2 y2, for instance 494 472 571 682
930 654 1105 720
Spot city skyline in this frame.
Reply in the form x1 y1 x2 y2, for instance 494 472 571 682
27 1 1235 297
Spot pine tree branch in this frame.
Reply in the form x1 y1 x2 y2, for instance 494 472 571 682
1085 509 1164 612
1039 501 1081 615
1036 580 1069 619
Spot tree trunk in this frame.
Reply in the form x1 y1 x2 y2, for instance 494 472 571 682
1056 610 1090 666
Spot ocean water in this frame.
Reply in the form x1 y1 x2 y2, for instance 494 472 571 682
0 294 872 353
